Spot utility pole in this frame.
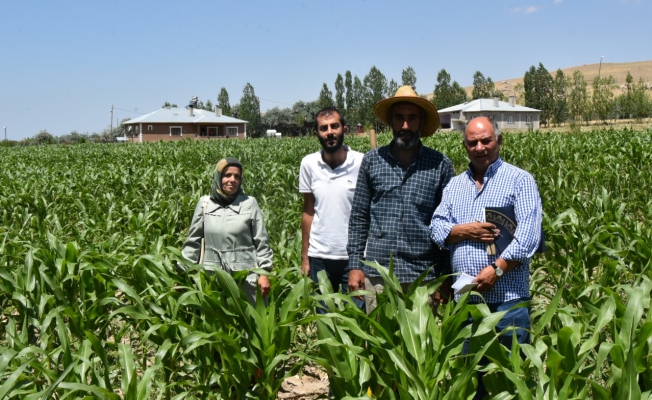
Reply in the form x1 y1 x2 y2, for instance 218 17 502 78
598 56 604 80
3 126 6 142
110 105 114 136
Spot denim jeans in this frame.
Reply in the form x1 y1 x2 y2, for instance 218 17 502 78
309 257 365 313
463 297 530 400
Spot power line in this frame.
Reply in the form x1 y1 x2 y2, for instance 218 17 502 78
113 107 147 114
258 97 294 106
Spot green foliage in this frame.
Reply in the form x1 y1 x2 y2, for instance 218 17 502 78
472 71 504 101
239 83 262 137
217 87 232 116
401 66 417 92
335 73 345 114
592 75 617 123
524 63 554 126
2 129 652 398
567 70 590 125
432 68 467 111
317 83 334 110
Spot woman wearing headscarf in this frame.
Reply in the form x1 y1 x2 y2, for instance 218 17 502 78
182 157 272 304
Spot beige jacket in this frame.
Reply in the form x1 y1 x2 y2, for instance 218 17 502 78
182 194 273 276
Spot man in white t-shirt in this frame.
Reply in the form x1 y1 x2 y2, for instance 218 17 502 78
299 107 364 311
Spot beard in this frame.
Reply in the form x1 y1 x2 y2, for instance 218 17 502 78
319 133 344 154
393 128 421 149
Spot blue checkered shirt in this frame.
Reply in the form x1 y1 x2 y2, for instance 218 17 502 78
347 143 454 283
430 157 542 303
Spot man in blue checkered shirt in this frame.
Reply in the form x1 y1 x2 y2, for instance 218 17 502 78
430 116 542 399
347 86 455 314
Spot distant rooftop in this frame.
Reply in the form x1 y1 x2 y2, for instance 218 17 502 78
123 107 248 124
438 99 539 113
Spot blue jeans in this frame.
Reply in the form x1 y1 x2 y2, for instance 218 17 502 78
309 257 365 314
463 297 530 400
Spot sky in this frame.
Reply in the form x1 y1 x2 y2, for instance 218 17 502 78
1 0 650 140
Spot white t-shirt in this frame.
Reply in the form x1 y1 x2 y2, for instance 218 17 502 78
299 146 363 259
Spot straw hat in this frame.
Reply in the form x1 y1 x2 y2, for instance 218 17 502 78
373 85 441 137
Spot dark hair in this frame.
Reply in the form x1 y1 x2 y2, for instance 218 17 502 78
314 107 347 132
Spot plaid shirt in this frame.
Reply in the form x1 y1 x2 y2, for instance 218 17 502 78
347 142 454 283
430 157 543 303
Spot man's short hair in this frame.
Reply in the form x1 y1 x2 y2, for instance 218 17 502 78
463 116 501 142
314 107 346 132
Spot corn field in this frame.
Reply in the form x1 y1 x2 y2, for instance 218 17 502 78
1 128 651 399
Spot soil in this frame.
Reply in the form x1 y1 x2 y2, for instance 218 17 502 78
277 366 329 399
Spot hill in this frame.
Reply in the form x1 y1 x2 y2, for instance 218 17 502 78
425 60 652 99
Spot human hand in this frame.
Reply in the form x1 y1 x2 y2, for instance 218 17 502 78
348 269 365 301
258 275 271 296
301 259 310 276
432 276 453 305
463 222 499 242
348 269 365 292
473 265 499 292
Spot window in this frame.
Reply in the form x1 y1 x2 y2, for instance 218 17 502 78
148 125 153 131
526 116 532 123
207 127 218 137
170 126 182 136
226 127 238 137
508 116 514 124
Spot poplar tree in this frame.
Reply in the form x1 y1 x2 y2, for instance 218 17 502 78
317 83 334 110
433 68 467 110
239 83 262 137
335 74 345 113
217 87 232 116
567 70 589 125
401 66 417 91
344 71 353 117
363 66 387 129
551 69 569 126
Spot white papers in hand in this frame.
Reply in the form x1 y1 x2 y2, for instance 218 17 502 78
452 273 478 295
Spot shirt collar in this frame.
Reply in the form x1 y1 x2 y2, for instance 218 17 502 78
466 156 503 180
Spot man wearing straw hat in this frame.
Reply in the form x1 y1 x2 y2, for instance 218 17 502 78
347 86 455 314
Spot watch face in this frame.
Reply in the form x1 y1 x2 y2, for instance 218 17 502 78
495 267 503 277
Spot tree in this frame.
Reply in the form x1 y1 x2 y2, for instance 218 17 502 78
292 100 319 135
239 83 262 137
217 87 232 116
205 99 213 111
261 107 296 135
344 70 353 118
161 101 178 108
617 71 635 119
523 63 554 126
386 79 398 98
350 75 365 126
363 66 388 130
551 69 569 126
592 75 617 123
472 71 503 100
432 68 467 110
335 74 345 113
631 77 651 122
401 66 417 91
34 130 56 145
317 83 334 110
567 70 590 125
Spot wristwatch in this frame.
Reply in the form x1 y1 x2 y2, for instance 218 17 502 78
491 262 504 277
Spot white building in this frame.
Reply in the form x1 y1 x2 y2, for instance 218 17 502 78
438 97 540 131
